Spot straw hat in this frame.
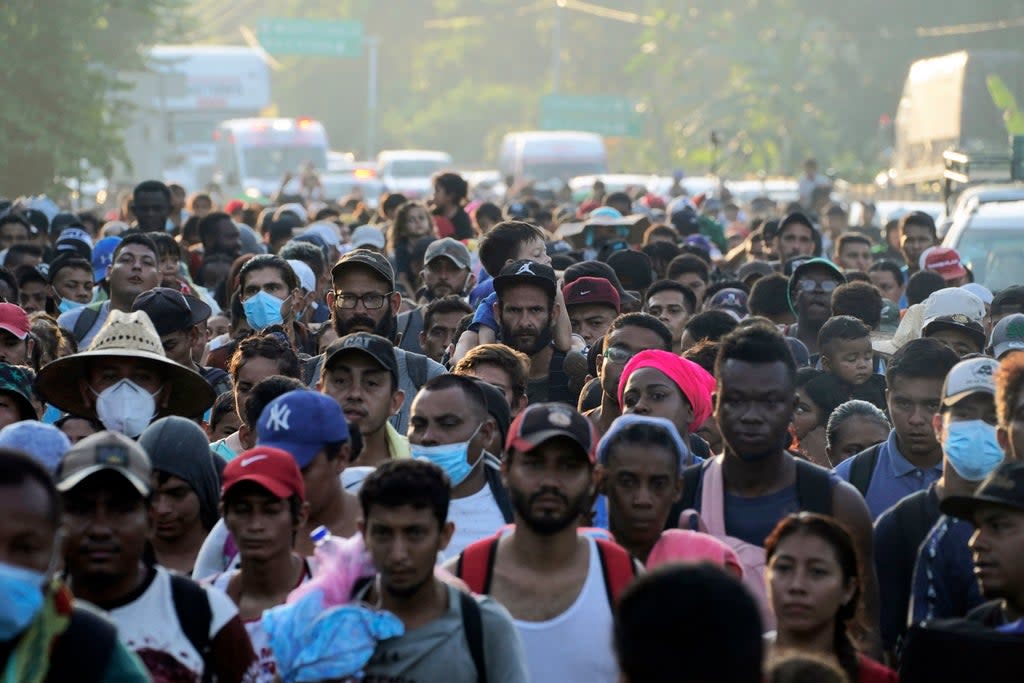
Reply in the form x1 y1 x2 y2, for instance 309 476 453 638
36 310 215 419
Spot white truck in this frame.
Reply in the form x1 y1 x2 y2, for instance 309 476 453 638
213 118 330 202
890 50 1024 186
113 45 271 192
498 130 608 191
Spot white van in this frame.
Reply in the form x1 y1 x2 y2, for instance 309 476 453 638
498 131 607 187
376 149 453 200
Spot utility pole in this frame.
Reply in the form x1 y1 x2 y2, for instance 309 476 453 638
366 35 379 159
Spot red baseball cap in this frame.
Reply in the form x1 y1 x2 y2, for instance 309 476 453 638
0 303 30 340
922 247 967 282
562 276 621 313
222 446 306 501
224 199 245 214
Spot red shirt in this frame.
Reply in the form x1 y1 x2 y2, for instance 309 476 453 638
858 654 899 683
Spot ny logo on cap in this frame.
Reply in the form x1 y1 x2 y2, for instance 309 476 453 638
516 262 536 276
266 403 291 432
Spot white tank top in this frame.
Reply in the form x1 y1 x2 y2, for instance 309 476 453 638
513 537 618 683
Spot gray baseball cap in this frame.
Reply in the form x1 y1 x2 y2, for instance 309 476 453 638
941 357 998 407
424 238 471 270
989 313 1024 360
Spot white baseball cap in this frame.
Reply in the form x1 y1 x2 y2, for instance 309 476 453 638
350 225 386 250
286 259 317 293
941 357 998 407
922 287 986 328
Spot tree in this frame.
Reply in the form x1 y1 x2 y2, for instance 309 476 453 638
0 0 178 196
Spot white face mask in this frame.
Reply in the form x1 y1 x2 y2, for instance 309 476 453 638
92 379 160 437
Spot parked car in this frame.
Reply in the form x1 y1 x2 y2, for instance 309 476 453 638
943 200 1024 292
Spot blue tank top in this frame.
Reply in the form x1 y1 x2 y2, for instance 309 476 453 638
723 484 801 546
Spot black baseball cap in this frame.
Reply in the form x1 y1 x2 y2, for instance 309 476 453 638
492 259 557 300
941 462 1024 520
131 287 211 337
992 286 1024 317
922 314 987 350
506 402 597 463
323 332 399 387
331 249 395 288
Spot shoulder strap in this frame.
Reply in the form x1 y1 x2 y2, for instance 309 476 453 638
594 538 638 607
849 443 882 498
455 535 500 595
484 465 514 523
46 605 118 683
546 350 572 404
406 351 428 388
72 305 101 343
679 462 705 512
459 592 487 683
169 574 214 683
794 459 834 516
900 491 934 556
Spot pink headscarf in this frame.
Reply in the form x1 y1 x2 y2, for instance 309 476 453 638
646 529 743 578
617 349 715 433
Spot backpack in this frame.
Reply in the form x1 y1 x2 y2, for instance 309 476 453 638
168 574 214 683
679 455 833 631
454 532 637 608
72 303 104 345
848 443 883 498
46 604 118 682
352 576 487 683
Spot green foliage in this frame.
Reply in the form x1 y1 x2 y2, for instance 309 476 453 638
0 0 180 195
988 75 1024 135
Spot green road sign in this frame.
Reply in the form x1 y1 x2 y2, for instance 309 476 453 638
257 18 364 57
540 94 644 137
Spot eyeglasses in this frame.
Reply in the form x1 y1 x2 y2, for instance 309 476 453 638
603 345 636 364
796 279 839 293
333 291 393 309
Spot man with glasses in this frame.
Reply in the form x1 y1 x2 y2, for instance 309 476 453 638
310 249 443 432
583 313 674 436
785 258 846 355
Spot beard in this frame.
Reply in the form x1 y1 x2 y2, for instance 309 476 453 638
332 308 396 342
500 320 553 356
510 484 590 536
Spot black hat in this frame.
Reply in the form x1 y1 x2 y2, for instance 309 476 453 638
323 332 399 387
492 259 557 300
941 462 1024 520
605 249 654 291
778 211 816 237
331 249 395 288
991 285 1024 316
131 287 211 337
922 314 987 350
20 208 48 236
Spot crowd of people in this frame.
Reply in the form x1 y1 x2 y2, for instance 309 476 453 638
1 164 1024 682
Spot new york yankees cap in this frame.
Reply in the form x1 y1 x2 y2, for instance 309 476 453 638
222 446 306 501
492 259 557 300
255 389 350 468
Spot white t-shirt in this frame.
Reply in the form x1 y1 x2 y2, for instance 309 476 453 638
445 484 507 560
514 537 618 683
103 566 238 682
209 561 314 683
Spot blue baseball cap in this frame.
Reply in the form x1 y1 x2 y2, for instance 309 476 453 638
256 390 350 468
92 236 122 282
0 421 71 473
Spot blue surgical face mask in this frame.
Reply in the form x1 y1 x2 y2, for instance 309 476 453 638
411 424 483 487
945 419 1005 482
243 290 285 330
0 561 48 640
58 298 86 314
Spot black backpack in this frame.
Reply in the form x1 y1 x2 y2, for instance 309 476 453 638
847 443 883 497
169 575 214 683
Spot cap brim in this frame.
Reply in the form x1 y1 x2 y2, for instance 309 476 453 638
256 439 319 469
425 253 469 270
922 320 986 347
943 387 995 406
0 323 28 340
509 429 592 463
940 493 1024 521
222 473 298 500
993 342 1024 359
56 464 150 497
36 350 216 420
323 346 396 382
493 274 557 300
